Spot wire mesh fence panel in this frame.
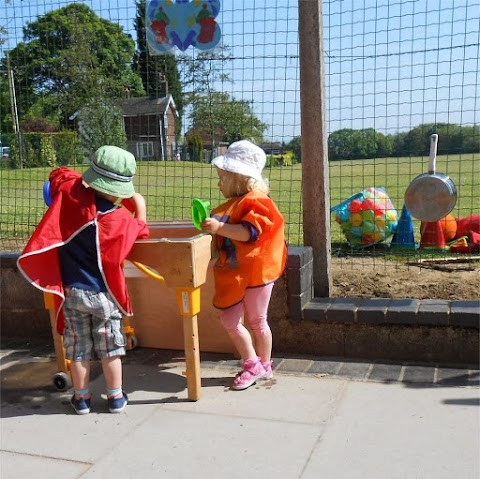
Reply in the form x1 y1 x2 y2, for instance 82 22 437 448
0 0 479 298
324 0 479 298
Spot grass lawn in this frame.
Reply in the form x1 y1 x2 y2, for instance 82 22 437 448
0 152 478 251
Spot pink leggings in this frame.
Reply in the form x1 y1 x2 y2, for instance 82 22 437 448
220 283 274 337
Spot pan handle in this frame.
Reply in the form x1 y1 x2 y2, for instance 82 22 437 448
428 133 438 174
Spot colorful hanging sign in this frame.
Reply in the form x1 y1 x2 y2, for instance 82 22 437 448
146 0 221 53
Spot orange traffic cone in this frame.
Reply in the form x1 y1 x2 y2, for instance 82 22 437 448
420 220 447 250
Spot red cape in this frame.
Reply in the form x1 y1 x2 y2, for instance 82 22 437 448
17 167 149 334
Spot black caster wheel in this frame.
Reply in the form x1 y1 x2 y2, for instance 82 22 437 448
53 372 71 391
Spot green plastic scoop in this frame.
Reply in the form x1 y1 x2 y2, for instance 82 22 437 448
191 198 211 230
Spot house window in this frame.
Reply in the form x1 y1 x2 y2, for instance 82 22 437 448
136 142 154 159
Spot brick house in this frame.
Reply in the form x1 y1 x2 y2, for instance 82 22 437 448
116 95 178 161
260 141 283 155
184 126 228 161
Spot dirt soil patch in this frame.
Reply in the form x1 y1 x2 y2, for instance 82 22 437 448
331 257 480 300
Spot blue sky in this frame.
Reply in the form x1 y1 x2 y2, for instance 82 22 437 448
1 0 479 141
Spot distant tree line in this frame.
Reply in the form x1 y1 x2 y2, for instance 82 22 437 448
286 123 479 163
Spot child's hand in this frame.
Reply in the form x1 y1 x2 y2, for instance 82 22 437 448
201 218 250 241
201 217 222 234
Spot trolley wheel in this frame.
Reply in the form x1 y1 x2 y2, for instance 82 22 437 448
127 335 138 350
53 372 71 391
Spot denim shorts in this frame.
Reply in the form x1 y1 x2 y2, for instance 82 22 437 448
62 287 126 361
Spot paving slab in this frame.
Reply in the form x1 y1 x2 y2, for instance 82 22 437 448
1 451 90 479
302 381 480 479
79 409 322 479
1 341 479 479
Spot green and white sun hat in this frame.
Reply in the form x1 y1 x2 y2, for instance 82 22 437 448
83 145 136 199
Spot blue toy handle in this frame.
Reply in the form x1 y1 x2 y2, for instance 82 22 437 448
43 180 52 206
330 192 363 212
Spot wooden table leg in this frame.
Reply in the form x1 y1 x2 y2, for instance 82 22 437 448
175 287 202 401
182 314 201 401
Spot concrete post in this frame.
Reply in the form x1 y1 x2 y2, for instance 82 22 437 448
298 0 332 297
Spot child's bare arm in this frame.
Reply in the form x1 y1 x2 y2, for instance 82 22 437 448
127 193 147 222
201 217 250 242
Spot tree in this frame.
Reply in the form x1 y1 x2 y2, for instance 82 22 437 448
393 123 480 156
4 4 144 126
359 128 393 158
0 1 10 45
133 0 183 137
287 136 302 163
187 134 203 162
1 3 13 146
328 128 393 160
400 124 437 156
375 130 394 158
39 135 57 168
178 44 232 103
391 131 408 157
178 44 233 137
457 125 480 154
77 101 127 160
328 129 360 160
0 75 13 146
429 123 480 155
189 91 267 145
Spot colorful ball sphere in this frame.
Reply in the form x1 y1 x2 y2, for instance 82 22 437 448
349 199 363 214
350 213 363 226
334 188 398 247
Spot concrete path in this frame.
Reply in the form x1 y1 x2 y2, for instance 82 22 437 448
1 339 479 479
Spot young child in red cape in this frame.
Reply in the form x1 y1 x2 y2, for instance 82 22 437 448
200 140 287 390
17 145 149 415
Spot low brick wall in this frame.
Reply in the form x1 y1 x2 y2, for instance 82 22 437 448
2 250 478 365
1 252 53 338
296 298 479 365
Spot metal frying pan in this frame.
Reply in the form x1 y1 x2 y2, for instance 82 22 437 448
404 134 457 222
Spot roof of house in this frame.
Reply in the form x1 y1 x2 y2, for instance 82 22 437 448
69 95 178 121
260 141 283 151
184 126 226 146
116 94 178 117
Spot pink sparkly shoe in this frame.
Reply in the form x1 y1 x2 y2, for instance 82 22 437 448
231 357 265 390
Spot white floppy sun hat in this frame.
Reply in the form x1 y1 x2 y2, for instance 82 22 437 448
211 140 266 182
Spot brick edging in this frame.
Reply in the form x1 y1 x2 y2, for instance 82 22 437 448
303 297 480 329
285 246 479 329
